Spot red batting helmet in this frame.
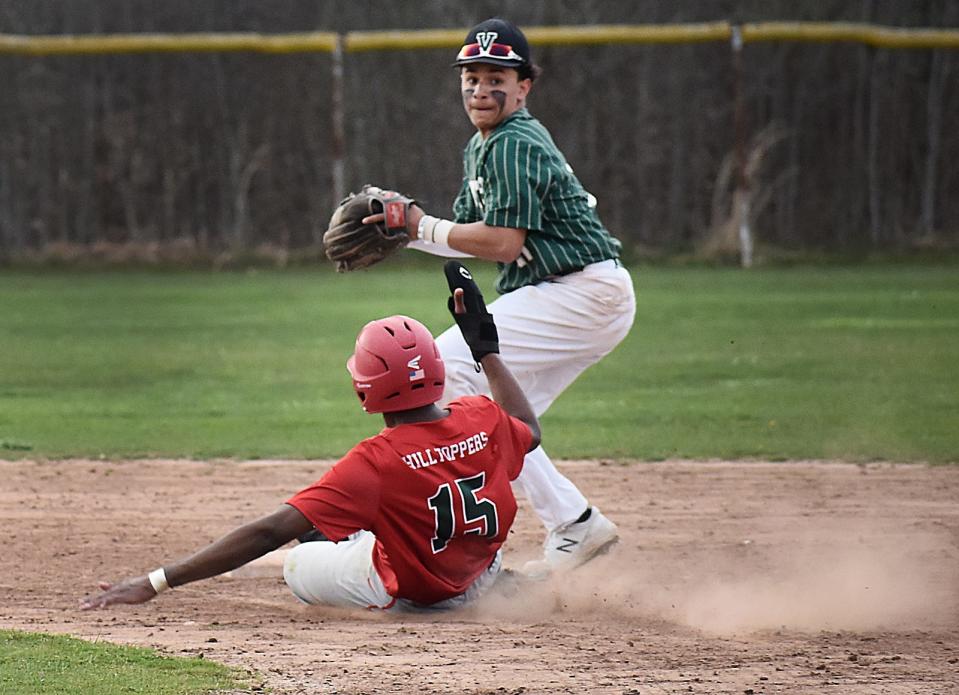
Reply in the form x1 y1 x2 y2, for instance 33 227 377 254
347 315 445 413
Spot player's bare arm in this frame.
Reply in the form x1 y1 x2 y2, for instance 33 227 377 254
478 351 540 451
80 504 313 610
361 203 529 264
425 218 528 264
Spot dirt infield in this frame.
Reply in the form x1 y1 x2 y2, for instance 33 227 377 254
2 459 958 694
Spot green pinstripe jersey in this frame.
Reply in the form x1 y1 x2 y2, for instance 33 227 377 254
452 108 622 294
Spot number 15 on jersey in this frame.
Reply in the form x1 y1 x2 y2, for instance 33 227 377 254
427 472 500 553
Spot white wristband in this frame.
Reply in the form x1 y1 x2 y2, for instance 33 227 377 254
148 567 170 594
416 215 455 246
416 214 436 241
431 220 454 246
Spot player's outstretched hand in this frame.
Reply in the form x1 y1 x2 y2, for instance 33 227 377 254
79 576 157 610
444 261 499 363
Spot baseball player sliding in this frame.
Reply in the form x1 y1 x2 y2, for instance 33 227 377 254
81 262 539 611
332 18 636 577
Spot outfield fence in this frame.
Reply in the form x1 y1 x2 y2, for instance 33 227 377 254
2 21 957 263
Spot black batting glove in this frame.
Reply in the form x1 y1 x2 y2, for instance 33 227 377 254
444 261 499 364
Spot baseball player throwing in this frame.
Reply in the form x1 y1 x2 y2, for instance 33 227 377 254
358 18 636 577
81 262 539 611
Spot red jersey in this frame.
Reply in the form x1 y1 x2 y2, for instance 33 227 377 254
286 395 532 605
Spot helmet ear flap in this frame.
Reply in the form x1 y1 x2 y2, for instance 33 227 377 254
348 316 445 414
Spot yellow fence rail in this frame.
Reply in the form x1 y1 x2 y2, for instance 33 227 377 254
742 22 959 49
0 31 337 56
1 22 957 56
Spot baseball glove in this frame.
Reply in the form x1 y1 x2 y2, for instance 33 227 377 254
323 185 416 272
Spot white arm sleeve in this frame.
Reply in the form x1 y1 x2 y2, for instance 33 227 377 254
406 240 474 258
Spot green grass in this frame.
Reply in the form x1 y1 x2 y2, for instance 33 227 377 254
0 630 247 694
560 265 959 462
0 262 956 461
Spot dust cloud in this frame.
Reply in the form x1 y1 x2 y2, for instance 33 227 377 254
474 527 959 636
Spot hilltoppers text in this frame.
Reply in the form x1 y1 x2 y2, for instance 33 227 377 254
401 431 490 470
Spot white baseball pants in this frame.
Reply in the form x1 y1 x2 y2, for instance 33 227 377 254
283 531 502 611
435 259 636 531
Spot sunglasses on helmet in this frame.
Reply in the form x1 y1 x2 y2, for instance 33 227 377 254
456 42 525 63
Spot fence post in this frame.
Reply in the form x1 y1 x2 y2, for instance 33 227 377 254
331 33 347 208
731 24 753 268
